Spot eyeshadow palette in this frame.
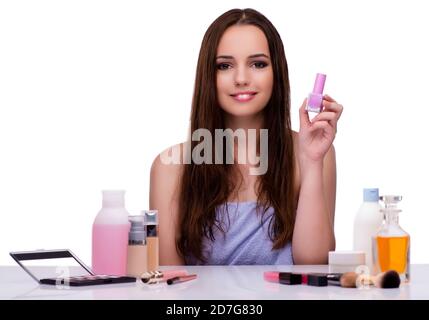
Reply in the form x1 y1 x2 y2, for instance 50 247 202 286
10 249 137 287
40 274 136 286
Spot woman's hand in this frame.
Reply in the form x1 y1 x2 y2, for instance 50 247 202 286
298 95 343 164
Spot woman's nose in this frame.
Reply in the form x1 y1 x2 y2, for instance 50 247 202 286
234 65 250 87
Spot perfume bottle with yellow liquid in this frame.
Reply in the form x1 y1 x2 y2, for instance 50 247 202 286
373 195 410 282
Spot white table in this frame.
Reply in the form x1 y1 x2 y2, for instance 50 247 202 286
1 265 427 300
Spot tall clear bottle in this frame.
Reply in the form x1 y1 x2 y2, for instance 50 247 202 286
373 195 410 282
92 190 130 275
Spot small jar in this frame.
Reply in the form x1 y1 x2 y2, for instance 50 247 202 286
328 251 366 274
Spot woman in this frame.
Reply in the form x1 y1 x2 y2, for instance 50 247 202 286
150 8 343 265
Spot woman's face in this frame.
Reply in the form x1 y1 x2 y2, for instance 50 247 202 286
216 25 273 118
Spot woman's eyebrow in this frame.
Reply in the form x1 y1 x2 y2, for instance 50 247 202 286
248 53 270 59
216 53 270 60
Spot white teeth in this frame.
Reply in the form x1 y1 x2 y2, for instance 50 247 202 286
237 94 251 99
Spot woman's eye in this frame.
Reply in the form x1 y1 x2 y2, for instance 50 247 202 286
217 63 231 70
253 61 268 69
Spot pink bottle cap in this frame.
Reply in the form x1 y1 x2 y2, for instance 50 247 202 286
312 73 326 94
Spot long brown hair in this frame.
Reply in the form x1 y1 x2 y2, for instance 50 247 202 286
177 8 296 263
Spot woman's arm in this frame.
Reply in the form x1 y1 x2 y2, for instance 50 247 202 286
149 145 185 265
292 145 337 264
292 95 343 264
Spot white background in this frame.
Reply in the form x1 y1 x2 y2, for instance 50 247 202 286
1 0 428 265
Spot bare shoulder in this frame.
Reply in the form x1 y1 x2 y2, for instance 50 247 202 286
151 143 185 180
150 143 186 205
150 143 186 265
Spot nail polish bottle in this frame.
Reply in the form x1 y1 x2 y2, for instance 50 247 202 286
126 215 148 277
306 73 326 113
144 210 159 271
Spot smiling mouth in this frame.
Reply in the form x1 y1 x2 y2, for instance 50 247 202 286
230 92 258 102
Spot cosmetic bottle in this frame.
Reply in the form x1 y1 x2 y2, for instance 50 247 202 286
92 190 130 275
144 210 159 271
126 215 148 277
353 188 383 274
373 195 410 282
306 73 326 113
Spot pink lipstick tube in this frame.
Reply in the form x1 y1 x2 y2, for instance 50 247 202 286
306 73 326 113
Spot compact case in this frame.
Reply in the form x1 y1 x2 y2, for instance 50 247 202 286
10 249 136 287
328 251 366 274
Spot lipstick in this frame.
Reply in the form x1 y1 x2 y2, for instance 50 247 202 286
279 273 302 285
306 273 328 286
306 73 326 113
264 271 302 285
263 271 329 287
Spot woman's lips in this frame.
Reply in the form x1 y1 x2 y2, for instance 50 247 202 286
230 92 257 102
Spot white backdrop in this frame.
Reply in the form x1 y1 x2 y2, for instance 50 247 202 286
1 0 428 265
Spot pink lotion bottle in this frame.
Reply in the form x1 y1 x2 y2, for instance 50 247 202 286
306 73 327 113
92 190 130 275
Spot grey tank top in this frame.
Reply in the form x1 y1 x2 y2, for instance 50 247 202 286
186 201 294 265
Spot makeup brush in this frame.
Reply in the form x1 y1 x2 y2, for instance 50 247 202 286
366 270 401 289
327 273 356 288
329 270 401 288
